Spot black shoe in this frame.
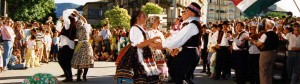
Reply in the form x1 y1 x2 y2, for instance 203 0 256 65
62 79 73 82
59 74 65 77
166 79 174 83
206 72 211 75
83 76 87 81
76 79 82 82
201 70 206 73
214 77 220 80
22 67 28 70
222 77 227 80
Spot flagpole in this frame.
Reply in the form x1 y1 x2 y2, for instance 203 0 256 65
293 0 300 12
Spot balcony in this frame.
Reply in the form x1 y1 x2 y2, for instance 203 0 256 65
216 10 226 13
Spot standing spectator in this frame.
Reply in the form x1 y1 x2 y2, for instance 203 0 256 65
43 30 52 63
251 19 279 84
13 22 25 63
1 18 16 71
100 24 111 55
200 25 210 74
25 29 37 68
35 27 44 63
110 29 118 61
0 20 4 72
93 29 102 55
286 23 300 84
51 31 59 62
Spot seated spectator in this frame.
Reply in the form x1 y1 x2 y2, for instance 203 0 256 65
7 50 26 70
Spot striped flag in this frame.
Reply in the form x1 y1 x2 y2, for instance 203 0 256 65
232 0 280 18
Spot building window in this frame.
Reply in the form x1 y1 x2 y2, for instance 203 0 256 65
99 10 103 17
229 14 234 19
88 9 100 19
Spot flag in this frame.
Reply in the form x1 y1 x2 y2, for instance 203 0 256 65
232 0 280 18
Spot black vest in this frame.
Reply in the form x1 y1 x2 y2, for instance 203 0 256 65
202 32 209 50
182 20 202 47
261 31 279 51
60 16 77 40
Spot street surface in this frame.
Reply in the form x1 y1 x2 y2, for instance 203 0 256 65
0 61 234 84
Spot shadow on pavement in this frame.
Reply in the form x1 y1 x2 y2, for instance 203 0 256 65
0 76 29 80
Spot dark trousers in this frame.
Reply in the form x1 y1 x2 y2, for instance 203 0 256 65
171 48 198 84
103 39 111 53
286 51 300 84
248 54 260 84
215 46 230 79
233 50 248 84
166 51 174 79
201 49 210 72
58 46 74 80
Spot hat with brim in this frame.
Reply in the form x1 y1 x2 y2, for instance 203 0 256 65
186 2 201 16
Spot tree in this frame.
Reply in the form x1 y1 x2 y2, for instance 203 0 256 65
264 12 288 19
97 18 109 28
104 6 131 30
7 0 56 22
141 2 163 15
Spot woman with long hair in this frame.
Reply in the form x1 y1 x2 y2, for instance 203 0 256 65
115 10 161 83
13 21 25 64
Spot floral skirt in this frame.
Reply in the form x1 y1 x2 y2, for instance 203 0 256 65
71 41 94 69
115 46 160 84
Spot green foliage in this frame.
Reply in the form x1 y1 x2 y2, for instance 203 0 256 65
264 12 288 19
104 6 131 30
7 0 56 22
141 2 163 15
98 18 109 28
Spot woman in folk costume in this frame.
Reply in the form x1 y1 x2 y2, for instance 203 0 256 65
71 11 94 82
115 10 161 83
146 16 168 81
150 2 202 84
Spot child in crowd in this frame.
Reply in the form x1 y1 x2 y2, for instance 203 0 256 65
43 30 52 63
25 29 37 68
51 31 59 61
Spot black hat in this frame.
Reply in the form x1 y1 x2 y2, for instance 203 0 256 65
217 24 223 29
186 2 201 16
212 24 217 28
222 20 230 25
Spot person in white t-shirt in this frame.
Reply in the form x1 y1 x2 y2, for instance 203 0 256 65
25 29 37 68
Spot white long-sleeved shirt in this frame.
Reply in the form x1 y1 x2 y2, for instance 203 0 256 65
286 33 300 51
211 30 231 47
162 17 200 49
147 29 165 42
232 31 249 50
